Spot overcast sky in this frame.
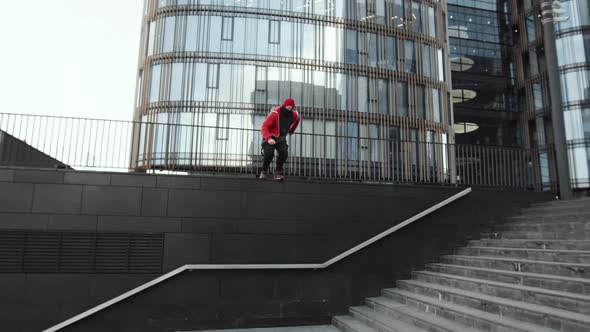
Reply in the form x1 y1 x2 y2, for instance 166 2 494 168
0 0 144 121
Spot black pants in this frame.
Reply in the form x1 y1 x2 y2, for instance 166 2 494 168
262 140 288 172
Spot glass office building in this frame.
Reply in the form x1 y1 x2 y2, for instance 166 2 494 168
447 0 589 191
447 0 521 147
132 0 589 191
509 0 590 190
132 0 453 181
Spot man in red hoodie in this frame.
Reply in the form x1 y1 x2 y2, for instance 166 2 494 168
259 98 301 180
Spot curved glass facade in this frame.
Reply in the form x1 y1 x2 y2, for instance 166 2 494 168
555 0 590 188
133 0 452 179
509 0 590 189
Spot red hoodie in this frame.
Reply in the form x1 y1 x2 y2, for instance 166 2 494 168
261 106 301 141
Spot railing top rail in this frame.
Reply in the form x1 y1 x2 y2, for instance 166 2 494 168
43 187 471 332
0 112 544 149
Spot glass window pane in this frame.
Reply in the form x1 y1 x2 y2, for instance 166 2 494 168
336 73 348 110
561 70 590 104
347 121 359 161
278 69 291 104
433 88 441 122
267 67 280 105
256 66 267 91
313 0 326 15
368 33 378 67
346 29 358 64
314 71 326 108
302 23 315 60
556 34 588 67
533 83 543 111
280 21 293 58
170 63 184 101
410 129 418 167
397 82 408 116
216 114 229 140
405 41 415 72
256 18 269 55
358 76 368 113
332 0 346 18
370 124 380 162
149 64 162 103
218 64 232 102
385 36 396 69
291 69 304 105
163 16 176 53
564 108 590 140
269 20 280 44
428 7 436 37
192 63 207 101
412 1 422 33
376 0 386 24
356 0 367 20
394 0 405 28
529 48 539 76
207 64 219 88
437 48 444 81
416 85 425 119
243 65 256 103
185 16 198 51
255 65 267 104
147 22 155 56
526 15 536 44
378 79 388 114
324 26 341 63
208 16 222 52
222 17 234 40
422 44 432 77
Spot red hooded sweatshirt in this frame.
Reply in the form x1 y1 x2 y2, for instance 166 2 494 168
261 105 301 141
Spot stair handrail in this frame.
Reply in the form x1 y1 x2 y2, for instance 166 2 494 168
43 187 472 332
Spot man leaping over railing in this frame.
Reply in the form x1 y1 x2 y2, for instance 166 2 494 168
259 98 301 181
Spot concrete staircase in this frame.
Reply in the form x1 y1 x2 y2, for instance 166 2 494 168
333 197 590 332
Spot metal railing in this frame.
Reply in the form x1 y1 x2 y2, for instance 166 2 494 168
0 113 537 190
456 144 535 189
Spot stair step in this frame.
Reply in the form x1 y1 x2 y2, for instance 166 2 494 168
455 246 590 264
412 270 590 314
365 296 479 332
426 263 590 295
333 315 378 332
394 280 590 331
440 255 590 278
493 221 590 232
198 326 341 332
527 198 590 209
481 230 590 240
348 306 429 332
380 289 558 332
507 212 590 222
519 205 590 215
467 239 590 250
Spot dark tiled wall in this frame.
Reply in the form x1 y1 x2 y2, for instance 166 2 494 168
0 168 552 332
